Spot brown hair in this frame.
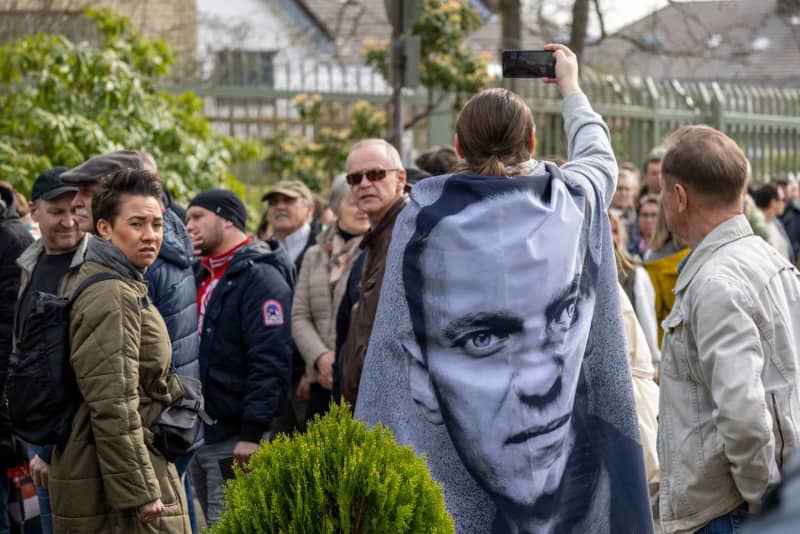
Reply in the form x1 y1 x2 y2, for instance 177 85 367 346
650 201 687 252
608 211 635 278
636 194 660 217
454 88 535 177
661 125 747 206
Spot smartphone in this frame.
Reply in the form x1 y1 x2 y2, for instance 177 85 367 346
502 50 556 79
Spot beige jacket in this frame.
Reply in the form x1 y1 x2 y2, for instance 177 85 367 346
291 227 363 383
618 285 660 487
658 215 800 533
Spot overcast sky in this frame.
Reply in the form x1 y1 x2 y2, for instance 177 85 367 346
602 0 671 32
535 0 674 34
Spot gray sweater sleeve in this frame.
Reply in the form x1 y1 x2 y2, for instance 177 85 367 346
559 92 618 210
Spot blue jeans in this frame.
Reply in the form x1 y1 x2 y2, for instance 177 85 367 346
188 436 238 526
26 445 50 534
694 503 749 534
174 452 198 534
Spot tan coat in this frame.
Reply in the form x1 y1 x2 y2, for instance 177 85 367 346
49 238 189 534
292 227 364 382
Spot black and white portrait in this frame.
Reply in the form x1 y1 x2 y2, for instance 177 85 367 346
400 174 649 533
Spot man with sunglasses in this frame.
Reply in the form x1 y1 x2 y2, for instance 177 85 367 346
337 139 407 404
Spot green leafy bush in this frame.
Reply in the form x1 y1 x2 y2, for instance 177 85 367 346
0 7 259 202
211 403 455 534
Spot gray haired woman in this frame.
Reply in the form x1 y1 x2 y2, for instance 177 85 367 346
291 175 370 423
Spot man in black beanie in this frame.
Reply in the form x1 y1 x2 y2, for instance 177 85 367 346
185 189 295 525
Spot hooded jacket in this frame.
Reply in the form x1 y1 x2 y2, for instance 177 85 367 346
49 236 189 533
354 92 653 532
196 239 295 444
145 208 199 380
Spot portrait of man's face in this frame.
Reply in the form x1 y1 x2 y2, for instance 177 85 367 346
405 191 596 510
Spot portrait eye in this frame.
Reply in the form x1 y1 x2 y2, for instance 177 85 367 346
544 297 580 349
454 330 508 358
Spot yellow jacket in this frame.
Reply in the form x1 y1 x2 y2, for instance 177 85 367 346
644 247 691 346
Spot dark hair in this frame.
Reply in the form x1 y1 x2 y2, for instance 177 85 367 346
642 156 662 176
661 125 747 206
312 193 327 221
92 168 163 228
753 183 781 209
453 88 534 177
402 174 597 364
637 194 660 216
414 147 459 176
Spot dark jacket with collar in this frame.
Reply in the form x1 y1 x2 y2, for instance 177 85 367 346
145 208 199 380
196 239 295 443
0 187 34 395
339 197 406 404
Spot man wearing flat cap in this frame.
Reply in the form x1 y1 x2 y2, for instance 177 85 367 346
261 180 319 272
60 150 143 233
185 189 295 525
261 180 322 434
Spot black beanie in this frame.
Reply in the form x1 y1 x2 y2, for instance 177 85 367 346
188 189 247 231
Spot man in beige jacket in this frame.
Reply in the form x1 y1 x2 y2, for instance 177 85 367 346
657 125 800 534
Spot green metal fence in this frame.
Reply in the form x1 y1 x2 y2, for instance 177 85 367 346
173 70 800 185
513 76 800 181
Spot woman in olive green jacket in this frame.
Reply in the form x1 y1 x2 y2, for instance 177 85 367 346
49 169 190 533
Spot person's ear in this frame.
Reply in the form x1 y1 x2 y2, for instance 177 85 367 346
403 342 443 425
675 183 689 213
397 169 407 195
96 218 112 240
30 201 40 224
454 134 465 158
529 128 536 155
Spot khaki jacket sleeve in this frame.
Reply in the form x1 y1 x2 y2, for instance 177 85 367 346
291 251 330 377
691 276 776 504
70 282 160 510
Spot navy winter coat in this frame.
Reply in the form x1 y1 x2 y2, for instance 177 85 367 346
196 239 295 443
145 208 199 380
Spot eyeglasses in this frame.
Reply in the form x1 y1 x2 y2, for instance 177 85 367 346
345 168 400 186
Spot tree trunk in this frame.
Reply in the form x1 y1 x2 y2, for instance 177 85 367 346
500 0 522 52
569 0 590 61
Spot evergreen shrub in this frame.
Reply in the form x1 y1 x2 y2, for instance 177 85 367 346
211 403 455 534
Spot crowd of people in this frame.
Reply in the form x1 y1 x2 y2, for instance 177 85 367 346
0 42 799 534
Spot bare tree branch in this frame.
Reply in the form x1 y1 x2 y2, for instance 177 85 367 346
593 0 606 40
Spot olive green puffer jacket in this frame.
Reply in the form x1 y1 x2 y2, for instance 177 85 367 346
49 236 190 534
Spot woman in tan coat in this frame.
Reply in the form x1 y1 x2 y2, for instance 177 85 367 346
292 176 370 423
49 169 190 533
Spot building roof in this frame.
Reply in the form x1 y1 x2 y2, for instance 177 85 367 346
583 0 800 84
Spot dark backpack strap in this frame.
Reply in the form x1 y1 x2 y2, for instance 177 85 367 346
68 273 122 305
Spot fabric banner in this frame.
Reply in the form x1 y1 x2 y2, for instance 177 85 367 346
355 168 653 533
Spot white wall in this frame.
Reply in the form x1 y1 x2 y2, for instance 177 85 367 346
197 0 316 79
197 0 388 92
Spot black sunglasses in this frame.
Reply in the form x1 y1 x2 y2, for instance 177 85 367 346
345 168 400 186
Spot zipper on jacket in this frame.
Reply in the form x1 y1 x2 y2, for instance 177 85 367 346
771 393 785 470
